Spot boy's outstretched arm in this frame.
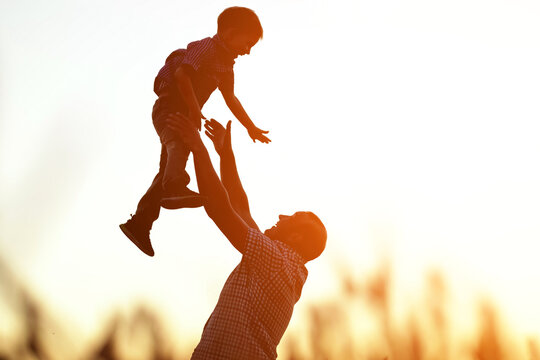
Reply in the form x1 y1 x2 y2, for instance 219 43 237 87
204 119 259 231
174 65 204 130
221 90 271 143
166 113 250 253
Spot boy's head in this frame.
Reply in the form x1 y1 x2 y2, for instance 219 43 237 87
218 7 263 57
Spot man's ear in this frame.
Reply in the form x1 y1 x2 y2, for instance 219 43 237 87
288 232 303 248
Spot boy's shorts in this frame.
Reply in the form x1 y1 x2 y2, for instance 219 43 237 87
152 92 189 145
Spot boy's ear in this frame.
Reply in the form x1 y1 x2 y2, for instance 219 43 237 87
221 27 235 41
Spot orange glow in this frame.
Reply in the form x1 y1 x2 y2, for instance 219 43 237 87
1 258 539 359
2 0 540 359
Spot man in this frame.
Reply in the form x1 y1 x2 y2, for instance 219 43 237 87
166 114 327 359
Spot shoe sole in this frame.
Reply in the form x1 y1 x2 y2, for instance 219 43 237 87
161 195 206 210
119 223 154 257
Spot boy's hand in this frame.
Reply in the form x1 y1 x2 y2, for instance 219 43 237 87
204 119 232 156
248 127 271 144
166 112 204 152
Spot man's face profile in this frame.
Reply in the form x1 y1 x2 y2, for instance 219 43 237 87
264 211 327 262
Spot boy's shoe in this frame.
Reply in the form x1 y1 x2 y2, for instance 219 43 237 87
119 216 154 257
161 187 206 210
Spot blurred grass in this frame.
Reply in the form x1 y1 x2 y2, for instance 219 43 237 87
1 256 538 360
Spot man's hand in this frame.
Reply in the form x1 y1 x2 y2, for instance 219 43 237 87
204 119 232 156
166 112 204 152
168 114 251 254
206 118 260 231
189 111 206 131
248 126 271 144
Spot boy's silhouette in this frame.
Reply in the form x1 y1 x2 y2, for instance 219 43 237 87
120 7 269 256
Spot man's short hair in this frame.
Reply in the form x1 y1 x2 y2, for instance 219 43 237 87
218 7 263 40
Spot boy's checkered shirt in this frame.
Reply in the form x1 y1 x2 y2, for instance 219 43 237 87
154 35 235 104
191 228 308 360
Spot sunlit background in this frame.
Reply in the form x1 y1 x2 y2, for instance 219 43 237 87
1 0 540 358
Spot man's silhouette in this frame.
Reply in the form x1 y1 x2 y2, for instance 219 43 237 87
166 114 327 359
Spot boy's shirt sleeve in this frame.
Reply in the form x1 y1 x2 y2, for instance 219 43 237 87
181 38 215 72
217 71 234 94
181 37 235 93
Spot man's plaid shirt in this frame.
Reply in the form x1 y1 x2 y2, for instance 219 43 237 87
191 228 308 360
153 34 235 108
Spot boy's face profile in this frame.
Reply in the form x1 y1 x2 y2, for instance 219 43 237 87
223 30 259 57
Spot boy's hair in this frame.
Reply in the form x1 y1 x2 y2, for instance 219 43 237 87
218 7 263 40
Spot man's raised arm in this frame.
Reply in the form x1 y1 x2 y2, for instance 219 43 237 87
166 113 249 253
204 119 259 231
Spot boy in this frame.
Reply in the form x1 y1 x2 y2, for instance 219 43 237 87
120 7 269 257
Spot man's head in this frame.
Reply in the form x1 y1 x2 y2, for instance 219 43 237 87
217 7 263 57
264 211 327 262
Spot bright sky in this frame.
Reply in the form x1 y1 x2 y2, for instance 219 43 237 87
1 0 540 350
